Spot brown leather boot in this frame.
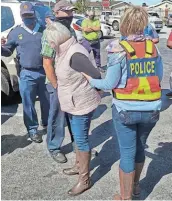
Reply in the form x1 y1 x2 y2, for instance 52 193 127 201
68 151 91 196
114 168 135 200
133 162 144 198
63 149 79 176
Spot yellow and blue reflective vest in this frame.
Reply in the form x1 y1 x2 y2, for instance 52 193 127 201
113 40 161 101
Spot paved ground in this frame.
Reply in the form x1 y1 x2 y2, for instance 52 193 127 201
1 27 172 200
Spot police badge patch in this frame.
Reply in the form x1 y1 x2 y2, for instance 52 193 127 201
23 4 28 9
18 34 23 40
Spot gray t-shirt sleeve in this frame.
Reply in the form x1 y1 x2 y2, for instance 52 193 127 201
70 53 101 79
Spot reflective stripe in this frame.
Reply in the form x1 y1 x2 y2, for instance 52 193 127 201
145 40 153 58
115 90 161 100
114 40 161 101
120 41 138 59
114 77 161 101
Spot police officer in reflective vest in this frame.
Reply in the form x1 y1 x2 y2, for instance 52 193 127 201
82 6 163 200
1 2 50 143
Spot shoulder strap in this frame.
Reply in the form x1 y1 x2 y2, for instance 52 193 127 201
119 41 138 59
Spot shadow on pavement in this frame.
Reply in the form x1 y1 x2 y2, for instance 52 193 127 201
1 92 21 125
1 104 19 125
161 89 172 111
1 134 32 156
61 142 73 155
101 91 111 98
61 105 109 155
92 104 107 120
139 142 172 200
89 119 120 185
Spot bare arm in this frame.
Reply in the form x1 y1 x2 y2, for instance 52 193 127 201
167 32 172 49
82 27 93 33
90 26 101 32
43 57 57 88
167 41 172 49
82 19 100 33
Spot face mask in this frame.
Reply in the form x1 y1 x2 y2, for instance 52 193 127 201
23 18 36 27
55 16 73 30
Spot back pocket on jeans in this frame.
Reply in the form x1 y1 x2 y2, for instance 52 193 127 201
119 111 132 125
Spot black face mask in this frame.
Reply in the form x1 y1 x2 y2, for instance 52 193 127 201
89 16 95 20
54 16 73 30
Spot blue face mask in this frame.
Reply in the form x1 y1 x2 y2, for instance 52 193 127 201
23 18 36 27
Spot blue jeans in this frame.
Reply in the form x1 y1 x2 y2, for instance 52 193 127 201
112 105 160 173
68 111 94 152
46 83 65 153
19 69 50 135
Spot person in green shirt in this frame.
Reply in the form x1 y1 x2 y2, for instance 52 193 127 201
81 10 103 72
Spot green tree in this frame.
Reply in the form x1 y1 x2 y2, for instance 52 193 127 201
74 0 88 14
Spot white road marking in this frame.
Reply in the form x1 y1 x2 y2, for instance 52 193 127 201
1 112 23 117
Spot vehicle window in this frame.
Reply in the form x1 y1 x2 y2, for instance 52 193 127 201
75 19 84 26
149 12 159 18
106 12 112 15
1 6 15 32
73 16 84 20
102 12 105 15
34 5 51 27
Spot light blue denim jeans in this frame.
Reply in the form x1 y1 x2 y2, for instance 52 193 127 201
112 104 160 173
68 111 94 152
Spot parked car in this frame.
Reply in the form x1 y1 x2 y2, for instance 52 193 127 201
100 10 164 33
100 10 113 23
100 11 121 31
72 14 112 41
1 0 51 104
166 14 172 27
148 11 163 33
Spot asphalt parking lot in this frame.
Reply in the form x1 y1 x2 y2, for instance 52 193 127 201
1 27 172 200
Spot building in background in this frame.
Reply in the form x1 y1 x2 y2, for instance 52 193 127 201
149 0 172 19
87 1 102 15
110 1 131 15
87 0 130 16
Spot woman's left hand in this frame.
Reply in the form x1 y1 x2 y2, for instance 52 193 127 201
82 72 92 81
